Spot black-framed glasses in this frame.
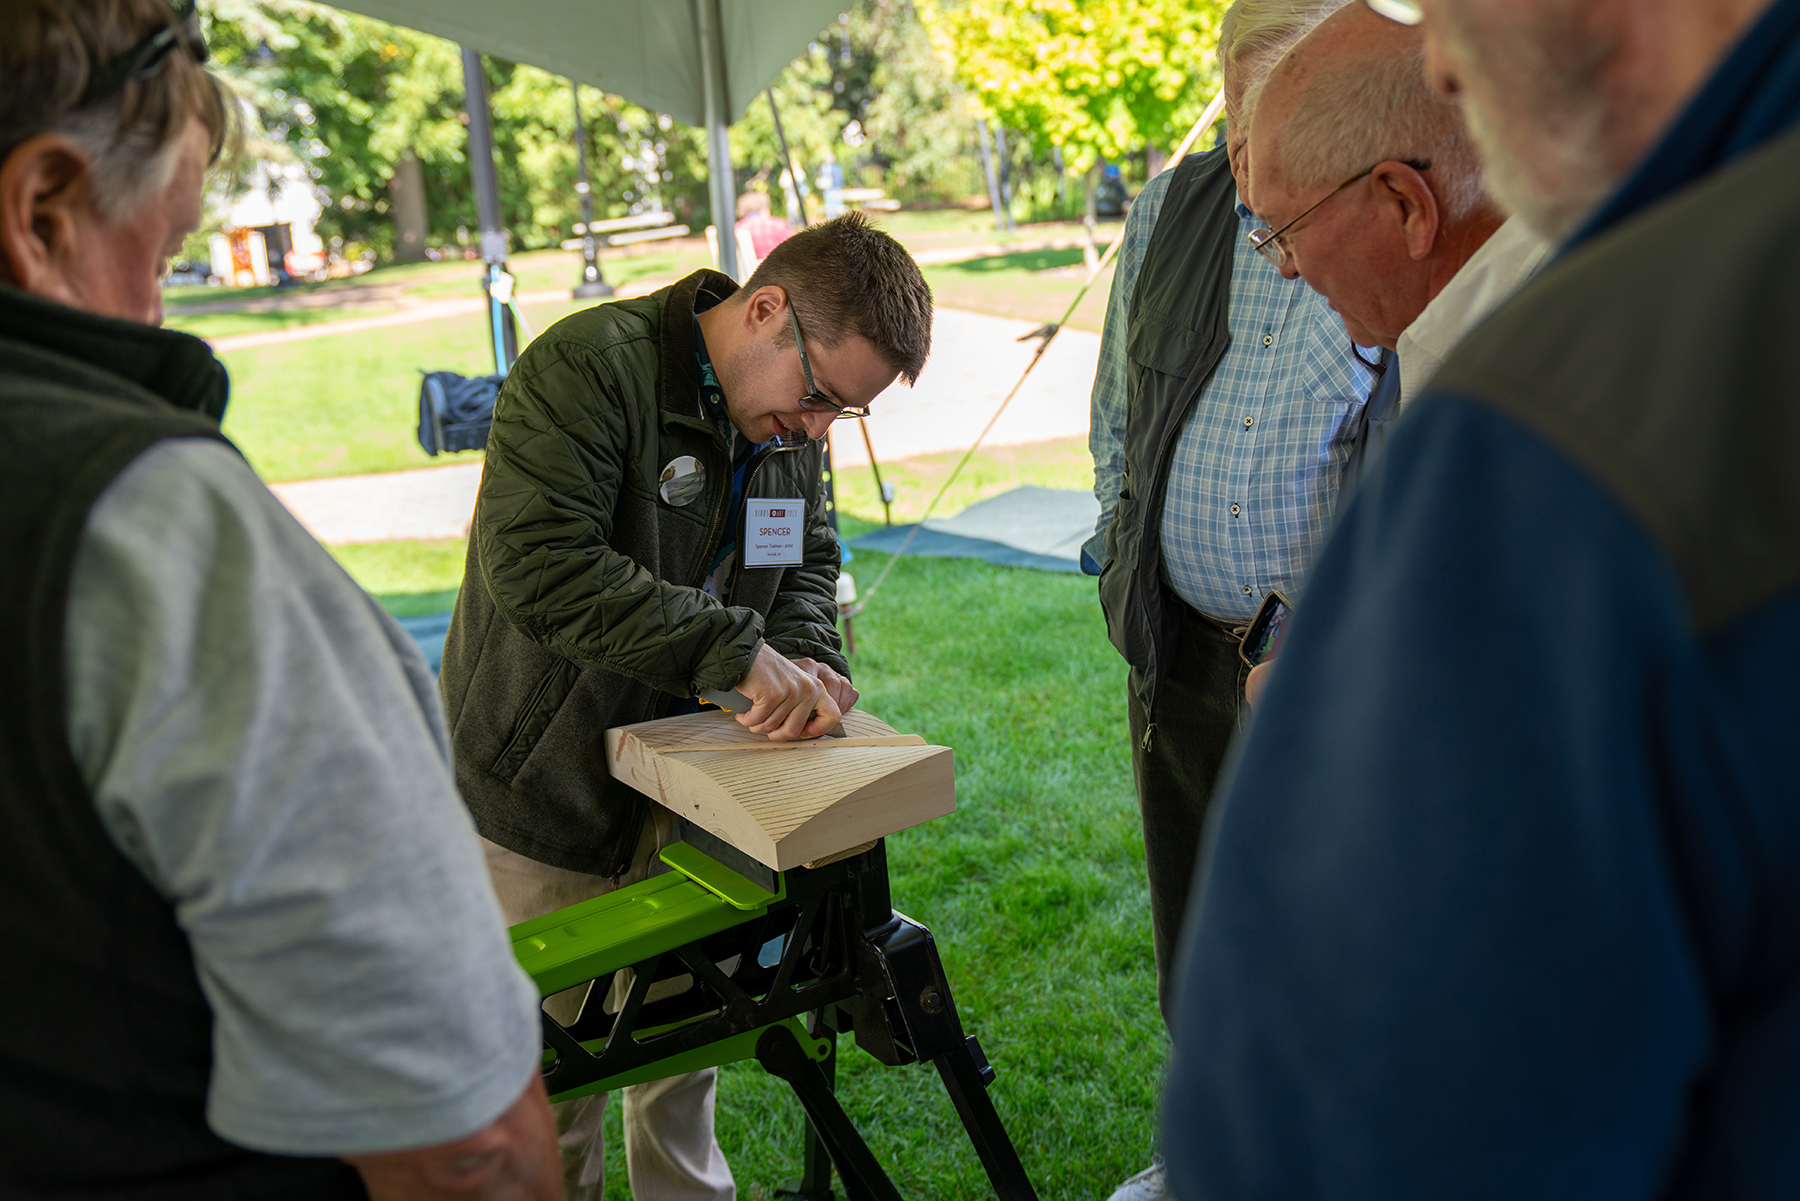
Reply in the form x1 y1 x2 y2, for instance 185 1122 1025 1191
1247 159 1431 272
1364 0 1423 25
788 302 872 420
77 0 209 109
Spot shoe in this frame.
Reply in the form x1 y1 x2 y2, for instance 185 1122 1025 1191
1105 1155 1170 1201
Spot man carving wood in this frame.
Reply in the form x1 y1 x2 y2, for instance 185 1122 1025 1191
439 213 933 1201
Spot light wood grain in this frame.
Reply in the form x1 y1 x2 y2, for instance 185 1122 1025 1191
605 708 955 870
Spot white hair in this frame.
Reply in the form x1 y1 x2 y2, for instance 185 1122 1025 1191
1271 40 1490 219
1221 0 1352 121
1 0 239 224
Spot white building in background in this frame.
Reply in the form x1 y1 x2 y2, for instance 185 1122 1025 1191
208 159 328 285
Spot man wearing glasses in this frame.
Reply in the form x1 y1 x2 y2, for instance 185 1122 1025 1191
1166 0 1800 1195
1244 0 1548 412
440 211 932 1200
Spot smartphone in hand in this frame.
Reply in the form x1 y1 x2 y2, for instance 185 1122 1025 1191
1240 589 1293 669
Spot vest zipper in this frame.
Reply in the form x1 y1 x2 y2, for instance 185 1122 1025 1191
1141 722 1156 753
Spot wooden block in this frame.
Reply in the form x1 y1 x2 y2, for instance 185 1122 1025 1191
605 709 955 871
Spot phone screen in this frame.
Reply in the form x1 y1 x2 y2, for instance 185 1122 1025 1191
1244 599 1290 667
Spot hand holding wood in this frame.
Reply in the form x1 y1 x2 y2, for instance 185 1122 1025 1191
735 643 841 740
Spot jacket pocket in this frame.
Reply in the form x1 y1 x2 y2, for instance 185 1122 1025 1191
488 658 582 783
1126 304 1201 377
1098 488 1147 667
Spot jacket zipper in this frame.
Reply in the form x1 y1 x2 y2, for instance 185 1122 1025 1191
688 442 732 588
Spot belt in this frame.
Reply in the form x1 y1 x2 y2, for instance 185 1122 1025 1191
1173 594 1249 641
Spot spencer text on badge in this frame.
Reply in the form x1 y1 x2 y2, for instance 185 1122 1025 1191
744 498 805 567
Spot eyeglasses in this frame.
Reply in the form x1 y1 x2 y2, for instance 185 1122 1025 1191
1364 0 1423 24
1247 159 1431 272
77 0 209 110
788 302 872 420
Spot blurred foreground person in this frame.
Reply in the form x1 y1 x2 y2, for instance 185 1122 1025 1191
0 2 555 1197
1166 0 1800 1195
1084 2 1370 1198
1247 1 1548 407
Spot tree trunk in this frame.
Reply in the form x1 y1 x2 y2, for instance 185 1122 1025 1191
390 150 429 263
1082 165 1099 271
978 119 1006 233
992 124 1015 231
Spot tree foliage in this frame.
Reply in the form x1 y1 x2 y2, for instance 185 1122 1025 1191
918 0 1228 173
198 0 1186 259
729 0 987 213
201 0 707 255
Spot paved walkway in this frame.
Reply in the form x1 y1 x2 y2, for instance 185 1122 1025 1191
270 306 1101 544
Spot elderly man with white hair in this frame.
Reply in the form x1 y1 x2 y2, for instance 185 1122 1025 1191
1246 0 1549 408
1084 3 1380 1198
0 1 557 1196
1164 0 1800 1194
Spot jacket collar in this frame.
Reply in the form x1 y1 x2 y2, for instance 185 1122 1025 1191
1567 0 1800 250
0 284 229 421
658 268 739 427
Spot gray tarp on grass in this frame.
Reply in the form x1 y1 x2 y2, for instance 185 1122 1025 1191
402 487 1100 669
849 486 1099 574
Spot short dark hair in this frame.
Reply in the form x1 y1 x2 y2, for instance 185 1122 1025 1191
1 0 238 220
743 211 934 386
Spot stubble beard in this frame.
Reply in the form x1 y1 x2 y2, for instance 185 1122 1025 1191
1439 4 1629 243
1457 85 1620 243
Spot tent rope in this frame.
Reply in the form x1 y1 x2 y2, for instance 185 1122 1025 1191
855 84 1230 607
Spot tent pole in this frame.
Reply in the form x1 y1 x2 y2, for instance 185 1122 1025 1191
766 89 809 227
460 45 518 371
571 83 613 300
696 0 738 280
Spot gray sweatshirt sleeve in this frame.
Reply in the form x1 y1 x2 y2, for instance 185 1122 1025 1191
63 437 542 1157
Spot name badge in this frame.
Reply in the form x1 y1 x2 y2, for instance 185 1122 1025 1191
744 499 804 568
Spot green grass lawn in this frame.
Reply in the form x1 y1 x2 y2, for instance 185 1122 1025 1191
164 243 714 339
323 442 1155 1200
705 545 1154 1201
163 305 383 339
923 246 1115 334
218 296 589 481
831 436 1094 526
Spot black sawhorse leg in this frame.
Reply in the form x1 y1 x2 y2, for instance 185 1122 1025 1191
777 1010 839 1201
758 1023 901 1201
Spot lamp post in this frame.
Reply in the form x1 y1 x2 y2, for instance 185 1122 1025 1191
571 83 613 300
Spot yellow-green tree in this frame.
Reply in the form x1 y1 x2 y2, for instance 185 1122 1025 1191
919 0 1227 173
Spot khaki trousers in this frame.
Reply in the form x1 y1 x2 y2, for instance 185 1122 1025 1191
484 814 736 1201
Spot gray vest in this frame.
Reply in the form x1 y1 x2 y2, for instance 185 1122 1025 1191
1098 149 1240 715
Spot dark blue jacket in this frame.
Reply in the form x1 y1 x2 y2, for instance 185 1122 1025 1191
1165 2 1800 1197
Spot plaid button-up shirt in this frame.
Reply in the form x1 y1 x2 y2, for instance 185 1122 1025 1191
1089 169 1376 621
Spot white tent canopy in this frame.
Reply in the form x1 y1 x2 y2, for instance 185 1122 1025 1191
326 0 849 276
324 0 845 126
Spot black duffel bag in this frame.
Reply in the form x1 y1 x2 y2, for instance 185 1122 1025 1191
417 370 506 456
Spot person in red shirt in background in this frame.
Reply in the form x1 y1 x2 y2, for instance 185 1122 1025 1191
734 190 793 269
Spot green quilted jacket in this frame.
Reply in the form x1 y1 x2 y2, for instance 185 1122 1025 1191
439 270 848 878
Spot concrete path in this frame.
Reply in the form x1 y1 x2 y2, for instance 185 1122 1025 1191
271 305 1100 545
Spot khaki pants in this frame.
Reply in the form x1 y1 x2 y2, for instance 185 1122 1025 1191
484 815 736 1201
